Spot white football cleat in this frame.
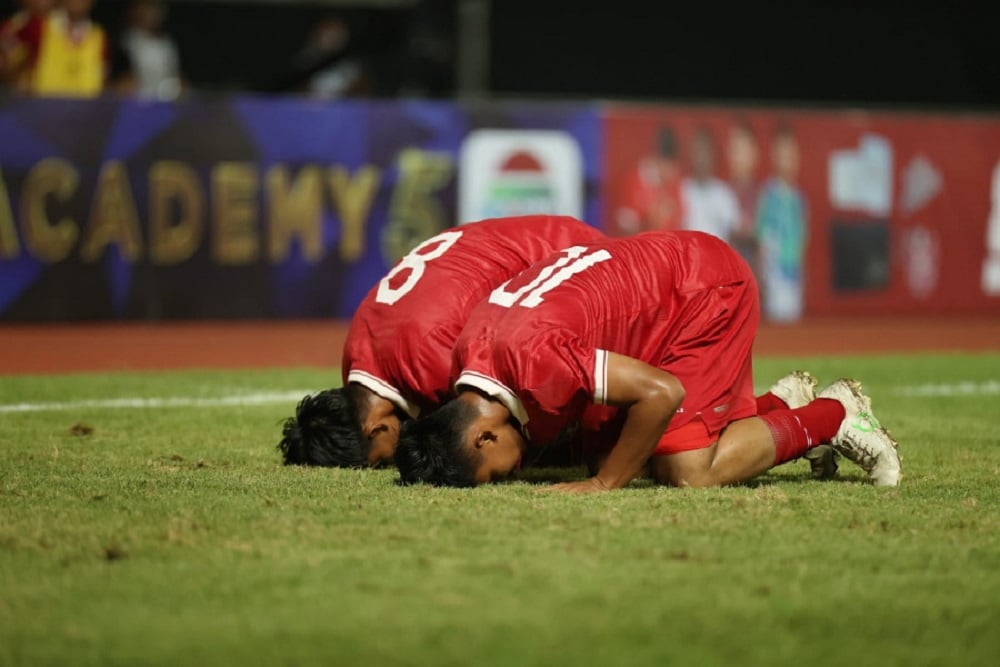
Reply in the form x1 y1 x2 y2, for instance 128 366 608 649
768 370 818 409
768 371 839 479
817 379 901 487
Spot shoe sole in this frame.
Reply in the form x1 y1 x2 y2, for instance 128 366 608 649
842 379 902 487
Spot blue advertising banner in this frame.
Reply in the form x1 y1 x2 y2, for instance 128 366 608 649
0 97 602 320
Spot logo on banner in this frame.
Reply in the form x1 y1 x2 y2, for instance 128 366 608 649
828 133 893 216
458 129 583 224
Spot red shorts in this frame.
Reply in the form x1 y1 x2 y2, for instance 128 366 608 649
655 273 759 445
652 419 719 456
582 254 759 460
582 412 729 460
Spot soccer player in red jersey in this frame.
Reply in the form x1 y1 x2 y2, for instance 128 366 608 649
277 215 605 468
395 231 901 490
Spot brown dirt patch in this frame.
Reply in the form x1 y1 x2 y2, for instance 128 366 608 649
1 317 997 375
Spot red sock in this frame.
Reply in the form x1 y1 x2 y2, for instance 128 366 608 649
761 399 846 465
756 392 789 415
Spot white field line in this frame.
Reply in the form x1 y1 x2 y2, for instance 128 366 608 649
4 381 998 415
754 380 1000 400
0 390 315 413
891 380 1000 397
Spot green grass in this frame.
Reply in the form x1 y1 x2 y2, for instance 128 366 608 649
1 354 999 666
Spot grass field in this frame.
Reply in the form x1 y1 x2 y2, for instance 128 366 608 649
1 353 998 666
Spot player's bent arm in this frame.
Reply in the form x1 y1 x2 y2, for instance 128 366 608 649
595 353 685 490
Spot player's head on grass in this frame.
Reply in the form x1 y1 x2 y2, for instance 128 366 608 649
396 389 526 486
278 387 365 467
278 383 406 468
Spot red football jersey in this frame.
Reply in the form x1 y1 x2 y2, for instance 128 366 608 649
343 216 604 417
455 230 759 446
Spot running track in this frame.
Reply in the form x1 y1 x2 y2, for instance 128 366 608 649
1 317 998 375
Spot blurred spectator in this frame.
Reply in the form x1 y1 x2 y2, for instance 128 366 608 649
1 0 108 97
756 124 808 322
281 14 368 98
613 127 685 235
0 0 53 90
397 0 454 97
111 0 182 100
681 126 739 242
727 120 762 273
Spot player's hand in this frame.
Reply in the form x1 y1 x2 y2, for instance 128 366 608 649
542 477 612 494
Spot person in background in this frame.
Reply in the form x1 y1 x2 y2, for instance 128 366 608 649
614 127 685 236
681 126 739 243
2 0 108 97
0 0 53 90
396 0 453 97
112 0 182 100
288 14 368 99
727 120 763 276
756 124 808 322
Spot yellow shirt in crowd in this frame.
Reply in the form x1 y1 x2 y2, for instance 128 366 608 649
4 9 107 97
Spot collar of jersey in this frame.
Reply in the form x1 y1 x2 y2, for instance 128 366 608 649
346 370 421 419
455 371 530 436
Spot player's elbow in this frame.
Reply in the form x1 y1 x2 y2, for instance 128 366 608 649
605 354 685 411
644 373 685 413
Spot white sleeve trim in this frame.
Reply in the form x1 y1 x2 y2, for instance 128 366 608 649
455 371 530 427
347 370 421 419
594 349 609 405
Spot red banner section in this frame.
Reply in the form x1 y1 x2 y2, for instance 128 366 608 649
603 105 1000 317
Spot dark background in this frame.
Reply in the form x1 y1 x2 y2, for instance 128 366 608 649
488 0 999 108
2 0 998 106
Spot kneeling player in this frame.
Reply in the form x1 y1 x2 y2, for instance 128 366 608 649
277 215 604 468
395 231 901 490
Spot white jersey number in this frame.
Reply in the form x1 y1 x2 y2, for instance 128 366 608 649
376 230 464 305
489 245 612 309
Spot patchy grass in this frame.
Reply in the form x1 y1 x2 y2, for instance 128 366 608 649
1 354 998 666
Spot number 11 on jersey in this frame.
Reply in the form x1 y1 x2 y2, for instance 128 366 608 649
489 245 612 309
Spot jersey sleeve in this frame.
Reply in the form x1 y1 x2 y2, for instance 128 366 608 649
454 311 535 428
342 305 422 419
513 330 604 409
500 328 608 443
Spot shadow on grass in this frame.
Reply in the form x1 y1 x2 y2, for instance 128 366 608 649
394 461 865 490
512 466 588 485
736 470 864 488
513 466 864 489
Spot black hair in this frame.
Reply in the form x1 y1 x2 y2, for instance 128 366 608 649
395 399 481 487
277 386 367 467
